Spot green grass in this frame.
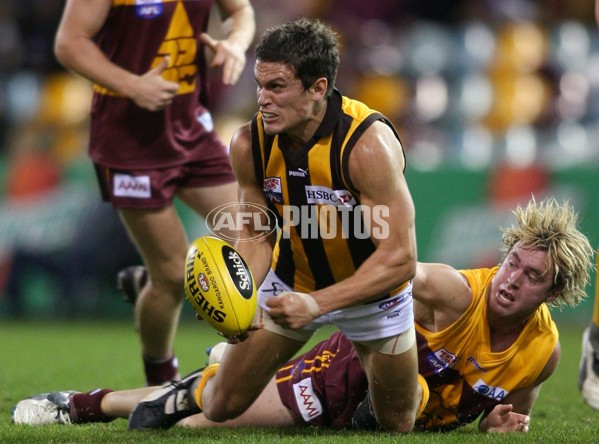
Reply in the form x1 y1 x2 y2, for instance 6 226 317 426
1 318 598 443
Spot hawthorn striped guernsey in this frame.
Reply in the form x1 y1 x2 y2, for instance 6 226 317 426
251 89 407 294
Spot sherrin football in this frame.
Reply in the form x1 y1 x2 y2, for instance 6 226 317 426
184 236 257 336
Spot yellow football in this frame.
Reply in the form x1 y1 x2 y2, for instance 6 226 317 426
184 236 257 336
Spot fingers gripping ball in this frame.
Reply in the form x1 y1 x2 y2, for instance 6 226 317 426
184 236 257 336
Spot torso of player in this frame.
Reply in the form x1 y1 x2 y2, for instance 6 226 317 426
252 90 404 294
415 267 558 431
89 0 221 169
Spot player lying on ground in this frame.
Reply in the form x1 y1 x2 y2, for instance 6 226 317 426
13 198 594 433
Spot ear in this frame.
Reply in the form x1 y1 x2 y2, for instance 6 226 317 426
310 77 328 100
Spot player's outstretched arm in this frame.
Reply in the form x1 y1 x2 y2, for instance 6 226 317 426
207 0 256 85
479 343 560 433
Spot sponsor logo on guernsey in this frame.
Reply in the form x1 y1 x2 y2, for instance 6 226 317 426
222 246 254 299
305 185 356 207
292 378 323 422
467 356 486 373
426 348 458 374
379 295 405 311
263 176 283 204
135 0 163 19
473 379 508 400
113 174 151 198
288 167 308 178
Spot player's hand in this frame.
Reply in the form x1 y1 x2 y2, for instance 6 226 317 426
195 312 262 344
200 32 246 85
266 291 321 329
217 323 263 344
484 404 530 433
130 57 179 111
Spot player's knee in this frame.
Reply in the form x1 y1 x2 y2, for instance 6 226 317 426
376 411 416 434
371 393 420 433
144 273 185 304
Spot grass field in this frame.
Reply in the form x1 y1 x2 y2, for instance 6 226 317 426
1 317 598 443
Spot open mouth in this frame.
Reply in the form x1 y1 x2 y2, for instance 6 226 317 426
261 111 277 121
497 288 514 304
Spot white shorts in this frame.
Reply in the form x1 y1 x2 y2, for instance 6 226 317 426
254 270 414 348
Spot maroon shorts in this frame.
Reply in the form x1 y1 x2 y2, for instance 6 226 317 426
94 157 236 210
275 331 368 429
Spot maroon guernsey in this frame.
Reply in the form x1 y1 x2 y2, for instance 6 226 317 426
89 0 226 169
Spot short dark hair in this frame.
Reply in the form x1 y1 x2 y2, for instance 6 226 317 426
255 18 340 97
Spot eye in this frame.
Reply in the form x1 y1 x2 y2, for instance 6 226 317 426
527 272 542 283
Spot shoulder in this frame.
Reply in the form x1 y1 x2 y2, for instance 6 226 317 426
536 341 560 383
229 121 254 179
229 121 253 155
413 263 473 324
347 122 405 187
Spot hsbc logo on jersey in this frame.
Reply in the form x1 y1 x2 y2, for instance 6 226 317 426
292 378 323 422
305 186 356 207
113 174 151 198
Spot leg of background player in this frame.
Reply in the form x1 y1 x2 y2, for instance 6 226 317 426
580 248 599 409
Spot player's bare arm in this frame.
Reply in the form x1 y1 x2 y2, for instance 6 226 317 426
504 343 560 413
55 0 179 110
479 342 560 432
229 123 277 287
207 0 256 85
308 121 417 315
412 262 474 332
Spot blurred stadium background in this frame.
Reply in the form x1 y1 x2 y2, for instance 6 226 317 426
0 0 597 321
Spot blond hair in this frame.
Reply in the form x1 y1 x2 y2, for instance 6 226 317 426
501 197 595 308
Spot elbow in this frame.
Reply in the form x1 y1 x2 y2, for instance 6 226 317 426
54 39 68 66
402 245 417 277
391 248 417 284
54 34 73 67
403 259 417 282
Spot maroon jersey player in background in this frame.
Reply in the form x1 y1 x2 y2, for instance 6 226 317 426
53 0 255 385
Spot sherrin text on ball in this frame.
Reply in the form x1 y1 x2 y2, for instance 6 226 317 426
184 236 257 336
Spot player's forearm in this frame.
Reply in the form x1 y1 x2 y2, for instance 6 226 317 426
312 246 416 314
235 237 274 288
54 37 138 97
221 3 255 51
